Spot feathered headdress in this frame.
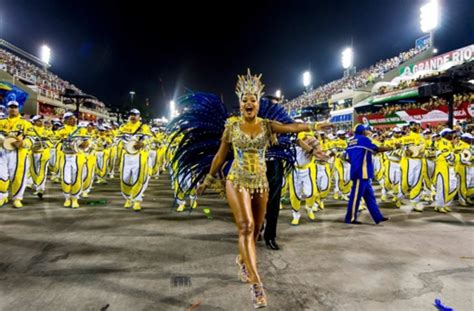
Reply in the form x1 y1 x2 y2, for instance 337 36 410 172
235 68 265 100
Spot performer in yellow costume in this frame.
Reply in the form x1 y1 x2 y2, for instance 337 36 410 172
384 128 402 206
370 132 387 200
56 112 87 208
80 122 97 198
148 127 162 179
49 120 63 183
95 126 112 184
118 109 152 211
0 101 32 208
332 130 351 201
169 131 198 212
107 122 119 178
455 133 474 206
433 128 458 213
313 132 331 210
27 115 51 198
399 121 426 212
288 130 319 225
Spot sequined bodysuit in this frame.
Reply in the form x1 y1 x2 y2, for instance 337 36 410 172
224 117 276 194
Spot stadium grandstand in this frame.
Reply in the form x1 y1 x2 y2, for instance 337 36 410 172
0 39 111 121
286 43 474 131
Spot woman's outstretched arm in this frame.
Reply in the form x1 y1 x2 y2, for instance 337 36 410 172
270 120 333 134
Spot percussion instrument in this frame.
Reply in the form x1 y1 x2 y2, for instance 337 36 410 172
387 149 402 162
405 145 425 158
123 134 148 155
460 149 473 165
62 139 80 154
31 137 48 153
3 137 18 151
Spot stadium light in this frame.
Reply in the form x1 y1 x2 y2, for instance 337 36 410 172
341 48 353 69
129 91 135 103
40 45 51 65
420 0 439 33
275 89 282 98
169 100 176 120
302 71 311 88
433 48 438 54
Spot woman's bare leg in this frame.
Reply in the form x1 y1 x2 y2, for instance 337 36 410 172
226 181 261 284
252 192 269 242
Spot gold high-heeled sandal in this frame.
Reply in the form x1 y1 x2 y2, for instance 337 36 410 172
250 283 267 309
235 255 249 283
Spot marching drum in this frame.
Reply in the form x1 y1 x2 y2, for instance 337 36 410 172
122 135 148 155
460 149 473 165
387 149 402 162
61 139 80 154
3 137 19 151
405 145 424 158
124 140 143 155
31 138 48 153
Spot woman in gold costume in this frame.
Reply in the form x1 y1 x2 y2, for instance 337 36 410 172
185 70 329 308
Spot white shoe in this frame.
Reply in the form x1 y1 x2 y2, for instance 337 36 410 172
176 203 186 212
413 203 424 212
291 211 301 225
305 207 315 221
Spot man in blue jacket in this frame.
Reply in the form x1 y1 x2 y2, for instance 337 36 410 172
345 124 393 224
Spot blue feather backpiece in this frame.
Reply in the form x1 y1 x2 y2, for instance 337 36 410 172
167 93 229 195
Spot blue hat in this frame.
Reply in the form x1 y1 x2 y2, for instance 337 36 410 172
440 128 454 137
354 123 370 135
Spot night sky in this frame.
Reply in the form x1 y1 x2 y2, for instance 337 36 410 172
2 0 473 117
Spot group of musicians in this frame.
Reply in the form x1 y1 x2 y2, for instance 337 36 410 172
285 120 474 225
0 102 166 210
0 100 472 217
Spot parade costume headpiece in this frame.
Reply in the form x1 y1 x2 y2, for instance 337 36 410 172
235 68 265 100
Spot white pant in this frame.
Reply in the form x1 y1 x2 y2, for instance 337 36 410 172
334 161 351 194
400 158 423 203
121 154 148 202
63 155 81 199
0 152 9 200
49 148 56 167
316 164 330 193
148 150 157 170
175 171 193 205
6 150 29 200
291 168 314 201
96 152 105 172
31 153 49 192
434 166 457 207
426 159 435 180
387 161 401 189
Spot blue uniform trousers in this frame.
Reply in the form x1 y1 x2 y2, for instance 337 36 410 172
345 179 384 224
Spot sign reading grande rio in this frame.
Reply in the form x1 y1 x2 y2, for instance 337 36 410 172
400 45 473 76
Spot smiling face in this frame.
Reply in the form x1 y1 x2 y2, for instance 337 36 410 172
240 93 259 120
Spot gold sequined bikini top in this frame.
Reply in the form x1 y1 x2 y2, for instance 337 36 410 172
223 117 277 194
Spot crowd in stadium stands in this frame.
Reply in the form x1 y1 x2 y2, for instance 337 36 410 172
358 92 474 117
286 46 427 110
0 48 108 114
375 79 421 95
